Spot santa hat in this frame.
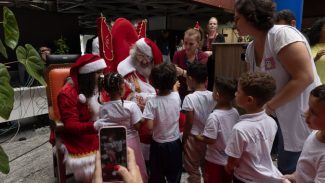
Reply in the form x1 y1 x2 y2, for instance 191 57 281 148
70 54 107 103
135 38 163 65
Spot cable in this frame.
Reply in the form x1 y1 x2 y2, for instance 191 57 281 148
9 139 49 162
0 121 18 136
7 119 21 144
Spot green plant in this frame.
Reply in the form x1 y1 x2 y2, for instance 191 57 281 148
0 7 46 174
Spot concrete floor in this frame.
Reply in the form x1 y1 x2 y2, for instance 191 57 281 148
0 116 191 183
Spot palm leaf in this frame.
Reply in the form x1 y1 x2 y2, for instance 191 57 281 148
0 63 14 120
0 145 10 174
16 44 46 86
3 6 19 50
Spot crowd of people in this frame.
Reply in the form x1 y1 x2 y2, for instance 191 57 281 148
51 0 325 183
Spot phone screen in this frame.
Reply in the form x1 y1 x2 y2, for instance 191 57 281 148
99 126 127 182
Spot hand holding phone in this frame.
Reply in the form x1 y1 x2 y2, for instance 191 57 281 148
93 147 143 183
99 126 127 183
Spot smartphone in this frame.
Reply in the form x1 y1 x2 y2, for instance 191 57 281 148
99 126 127 183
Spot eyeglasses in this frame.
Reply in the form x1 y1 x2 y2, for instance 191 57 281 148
136 52 152 61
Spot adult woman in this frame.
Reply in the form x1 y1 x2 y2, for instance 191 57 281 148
234 0 321 174
308 18 325 83
58 54 106 182
202 17 225 91
173 28 208 100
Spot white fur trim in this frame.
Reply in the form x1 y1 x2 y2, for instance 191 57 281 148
78 94 87 103
117 56 136 77
79 58 106 74
60 144 96 181
136 38 152 58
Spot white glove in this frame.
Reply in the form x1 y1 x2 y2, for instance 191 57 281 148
93 118 118 130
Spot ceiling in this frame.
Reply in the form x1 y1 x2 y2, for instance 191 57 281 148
1 0 324 32
1 0 234 32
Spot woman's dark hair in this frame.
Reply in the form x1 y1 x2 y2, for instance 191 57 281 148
274 9 296 25
308 18 325 46
150 62 177 91
78 72 97 98
235 0 275 31
99 72 124 95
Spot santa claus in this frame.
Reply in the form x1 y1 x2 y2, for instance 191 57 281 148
117 37 163 108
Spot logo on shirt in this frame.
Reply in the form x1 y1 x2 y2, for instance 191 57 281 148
264 57 276 70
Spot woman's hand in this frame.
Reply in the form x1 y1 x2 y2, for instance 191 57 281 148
204 51 213 57
314 49 325 62
175 65 185 77
92 147 143 183
173 80 180 91
116 147 143 183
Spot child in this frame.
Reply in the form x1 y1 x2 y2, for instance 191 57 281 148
225 72 283 183
182 63 216 183
195 77 239 183
142 62 182 182
282 84 325 183
95 73 148 183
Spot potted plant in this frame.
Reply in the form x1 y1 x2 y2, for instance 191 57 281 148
0 7 46 174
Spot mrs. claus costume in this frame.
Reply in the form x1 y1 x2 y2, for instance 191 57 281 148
57 54 106 180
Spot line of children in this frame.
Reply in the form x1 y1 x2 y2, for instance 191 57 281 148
195 77 239 183
143 62 183 182
95 61 325 183
182 63 216 183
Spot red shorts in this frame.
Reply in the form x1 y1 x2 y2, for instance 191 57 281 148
204 160 232 183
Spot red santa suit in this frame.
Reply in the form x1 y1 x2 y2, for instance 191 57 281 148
58 54 106 181
117 38 163 106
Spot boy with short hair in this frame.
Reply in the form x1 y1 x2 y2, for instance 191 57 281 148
143 62 182 182
182 63 216 183
225 72 283 183
283 84 325 183
195 77 239 183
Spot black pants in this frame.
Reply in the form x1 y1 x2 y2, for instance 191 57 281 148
149 139 182 183
233 176 245 183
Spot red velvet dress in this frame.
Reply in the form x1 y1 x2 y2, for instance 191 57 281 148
57 83 99 180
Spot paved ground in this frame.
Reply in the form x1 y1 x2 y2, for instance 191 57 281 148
0 116 191 183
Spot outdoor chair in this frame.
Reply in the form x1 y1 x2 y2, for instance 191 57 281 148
45 63 72 183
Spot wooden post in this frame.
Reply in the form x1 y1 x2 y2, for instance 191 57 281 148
213 43 247 79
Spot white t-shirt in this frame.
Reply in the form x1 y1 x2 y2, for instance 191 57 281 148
142 92 181 143
99 100 142 139
246 25 321 151
203 108 239 166
182 90 216 135
296 131 325 183
225 110 282 183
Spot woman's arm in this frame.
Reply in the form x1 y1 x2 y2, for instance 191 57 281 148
267 42 314 110
58 92 97 134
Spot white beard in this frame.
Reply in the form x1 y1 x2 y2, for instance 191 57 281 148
133 61 153 79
